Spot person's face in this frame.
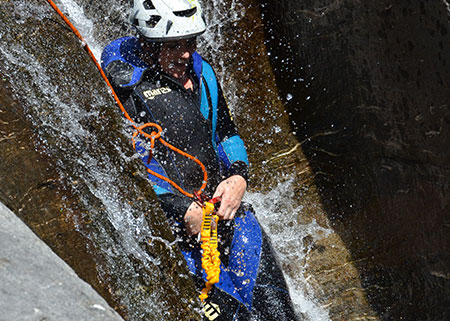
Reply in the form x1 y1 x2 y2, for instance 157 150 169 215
159 37 197 77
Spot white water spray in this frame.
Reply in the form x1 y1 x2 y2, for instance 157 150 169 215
59 0 332 319
245 179 331 321
56 0 103 60
2 0 333 319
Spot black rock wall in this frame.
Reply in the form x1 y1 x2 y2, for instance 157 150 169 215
261 0 450 319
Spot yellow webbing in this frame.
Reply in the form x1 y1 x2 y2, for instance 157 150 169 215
199 201 221 302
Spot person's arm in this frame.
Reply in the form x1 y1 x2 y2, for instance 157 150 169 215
159 193 194 224
214 85 249 182
212 85 249 220
181 81 251 234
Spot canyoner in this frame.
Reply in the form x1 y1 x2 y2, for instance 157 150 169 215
46 0 298 319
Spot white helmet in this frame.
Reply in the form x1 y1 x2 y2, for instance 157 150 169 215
129 0 206 41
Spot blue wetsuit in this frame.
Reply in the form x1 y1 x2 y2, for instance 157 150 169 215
101 37 248 225
101 37 297 321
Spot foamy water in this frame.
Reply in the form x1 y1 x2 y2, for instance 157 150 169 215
245 179 331 321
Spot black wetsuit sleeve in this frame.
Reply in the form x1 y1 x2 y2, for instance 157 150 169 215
215 85 250 182
158 194 192 223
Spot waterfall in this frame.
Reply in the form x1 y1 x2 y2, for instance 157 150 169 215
1 0 331 319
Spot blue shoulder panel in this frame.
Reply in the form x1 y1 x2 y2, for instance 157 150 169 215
192 53 220 151
218 135 249 167
201 61 219 152
201 61 219 112
192 53 209 120
192 52 203 82
101 36 147 87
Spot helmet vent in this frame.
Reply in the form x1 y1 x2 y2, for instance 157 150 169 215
166 20 173 34
173 7 197 17
143 0 155 10
146 15 161 28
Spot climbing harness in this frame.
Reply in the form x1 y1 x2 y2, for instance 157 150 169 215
45 0 220 302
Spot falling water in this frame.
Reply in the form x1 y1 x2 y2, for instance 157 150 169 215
1 0 331 320
245 180 331 321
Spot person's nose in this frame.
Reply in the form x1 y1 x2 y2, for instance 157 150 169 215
181 50 191 59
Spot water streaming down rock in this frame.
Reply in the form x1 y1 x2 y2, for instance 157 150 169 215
197 0 365 319
244 180 332 321
0 1 200 320
47 1 332 320
0 0 349 320
17 0 450 319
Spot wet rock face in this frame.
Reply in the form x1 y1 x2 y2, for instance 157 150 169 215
0 73 116 312
207 0 380 319
0 1 200 320
261 0 450 319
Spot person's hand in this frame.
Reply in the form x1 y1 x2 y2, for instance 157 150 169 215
183 175 247 235
212 175 247 220
184 201 203 235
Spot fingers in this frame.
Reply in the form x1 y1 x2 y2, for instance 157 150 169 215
217 196 240 220
213 175 247 220
212 184 224 200
184 202 203 235
223 208 237 220
222 204 233 220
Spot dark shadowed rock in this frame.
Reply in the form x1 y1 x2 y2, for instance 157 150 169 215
261 0 450 319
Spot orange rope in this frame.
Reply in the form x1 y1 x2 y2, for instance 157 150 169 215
132 123 207 198
45 0 207 198
46 0 221 301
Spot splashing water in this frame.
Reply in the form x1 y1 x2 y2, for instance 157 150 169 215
52 0 333 319
56 0 103 60
2 0 332 319
245 178 331 321
1 1 179 318
199 0 244 113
